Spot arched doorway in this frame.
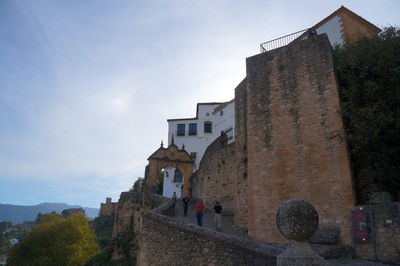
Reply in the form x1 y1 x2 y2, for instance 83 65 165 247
145 138 194 198
162 167 184 198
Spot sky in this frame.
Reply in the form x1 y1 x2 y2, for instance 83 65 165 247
0 0 399 208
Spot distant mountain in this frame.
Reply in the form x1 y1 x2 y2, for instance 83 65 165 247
0 202 99 224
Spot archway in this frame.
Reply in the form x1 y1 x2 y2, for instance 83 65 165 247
145 137 194 198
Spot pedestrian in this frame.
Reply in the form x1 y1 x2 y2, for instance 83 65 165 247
213 201 223 231
172 192 177 202
195 199 205 226
307 27 317 38
183 197 189 216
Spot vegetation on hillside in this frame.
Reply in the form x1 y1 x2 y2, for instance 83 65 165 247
334 26 400 201
7 213 99 266
91 214 115 248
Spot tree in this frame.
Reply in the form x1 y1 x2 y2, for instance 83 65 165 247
130 177 144 192
334 26 400 201
7 213 99 266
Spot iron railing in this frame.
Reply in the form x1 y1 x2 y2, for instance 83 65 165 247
260 29 308 53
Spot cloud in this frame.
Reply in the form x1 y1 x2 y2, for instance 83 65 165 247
1 0 399 206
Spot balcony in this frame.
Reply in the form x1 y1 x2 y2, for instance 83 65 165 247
260 29 309 53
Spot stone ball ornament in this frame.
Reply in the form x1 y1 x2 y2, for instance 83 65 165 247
276 199 319 241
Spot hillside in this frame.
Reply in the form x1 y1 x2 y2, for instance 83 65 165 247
0 202 99 224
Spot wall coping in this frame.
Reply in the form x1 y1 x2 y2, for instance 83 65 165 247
145 198 283 257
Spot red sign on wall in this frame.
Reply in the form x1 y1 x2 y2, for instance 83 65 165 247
353 211 369 243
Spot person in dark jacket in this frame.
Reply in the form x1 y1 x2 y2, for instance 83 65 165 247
213 201 223 231
183 197 189 216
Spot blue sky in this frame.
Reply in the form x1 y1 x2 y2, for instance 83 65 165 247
0 0 399 208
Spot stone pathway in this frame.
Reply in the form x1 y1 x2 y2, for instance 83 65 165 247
173 200 247 238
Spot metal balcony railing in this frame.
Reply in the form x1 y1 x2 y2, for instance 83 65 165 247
260 29 308 53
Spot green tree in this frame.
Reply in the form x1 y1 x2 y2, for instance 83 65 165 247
334 26 400 201
91 214 114 248
130 177 144 192
7 213 99 266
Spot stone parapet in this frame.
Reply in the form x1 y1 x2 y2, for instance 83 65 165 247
137 199 282 266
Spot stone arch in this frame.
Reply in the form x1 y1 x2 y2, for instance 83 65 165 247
146 139 194 198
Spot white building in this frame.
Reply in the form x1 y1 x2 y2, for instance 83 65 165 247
167 100 235 171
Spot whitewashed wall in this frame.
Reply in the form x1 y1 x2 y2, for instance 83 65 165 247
162 167 183 198
167 101 235 170
303 15 344 46
316 15 344 46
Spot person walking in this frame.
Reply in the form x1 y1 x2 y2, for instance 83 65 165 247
172 192 177 202
183 197 189 216
213 201 223 231
195 199 205 226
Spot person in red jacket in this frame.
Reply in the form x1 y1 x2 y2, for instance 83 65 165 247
195 199 205 226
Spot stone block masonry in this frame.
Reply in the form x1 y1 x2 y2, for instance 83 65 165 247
245 34 355 245
137 199 282 266
192 137 239 214
99 197 116 216
192 78 249 228
233 78 249 228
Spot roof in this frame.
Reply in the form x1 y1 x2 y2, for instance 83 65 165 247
167 101 229 122
295 5 381 41
212 98 235 114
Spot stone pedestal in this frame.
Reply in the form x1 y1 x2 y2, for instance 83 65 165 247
277 241 325 266
276 199 326 266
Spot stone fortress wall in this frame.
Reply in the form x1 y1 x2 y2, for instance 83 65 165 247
191 78 250 228
191 139 238 213
244 34 355 244
99 197 117 216
193 34 355 244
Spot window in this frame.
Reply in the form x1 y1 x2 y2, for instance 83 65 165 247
189 123 197 136
204 121 212 133
177 124 185 136
190 152 197 161
220 110 223 116
173 169 183 183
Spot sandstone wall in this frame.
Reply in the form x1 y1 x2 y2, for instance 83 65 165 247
191 139 237 213
191 78 249 227
137 199 282 266
245 34 355 244
234 78 249 228
354 203 400 264
112 192 167 237
111 192 168 262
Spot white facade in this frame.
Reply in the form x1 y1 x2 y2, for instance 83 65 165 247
315 15 344 46
302 15 344 46
162 167 184 198
167 100 235 170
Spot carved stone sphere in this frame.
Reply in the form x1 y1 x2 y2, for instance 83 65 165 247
276 199 319 241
